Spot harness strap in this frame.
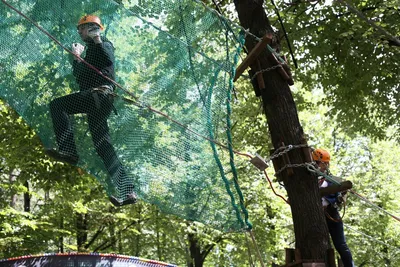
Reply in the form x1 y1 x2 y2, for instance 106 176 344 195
91 85 118 115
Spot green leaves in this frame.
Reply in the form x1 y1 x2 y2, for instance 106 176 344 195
266 0 399 140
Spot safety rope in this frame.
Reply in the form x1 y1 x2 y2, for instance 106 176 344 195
209 0 248 54
324 207 342 223
263 169 289 204
248 230 266 267
349 189 400 223
244 232 256 267
270 0 298 69
206 66 248 230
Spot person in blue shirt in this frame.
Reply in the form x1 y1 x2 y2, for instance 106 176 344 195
312 148 354 267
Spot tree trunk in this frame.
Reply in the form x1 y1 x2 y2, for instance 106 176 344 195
234 0 330 261
59 217 64 253
76 213 88 251
156 209 163 261
23 180 30 212
134 205 142 257
187 233 204 267
9 170 16 208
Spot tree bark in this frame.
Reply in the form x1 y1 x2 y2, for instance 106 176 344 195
187 233 204 267
234 0 330 261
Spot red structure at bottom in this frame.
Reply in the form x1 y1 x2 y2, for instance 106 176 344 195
0 252 177 267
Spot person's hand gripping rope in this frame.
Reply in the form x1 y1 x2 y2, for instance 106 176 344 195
72 43 84 61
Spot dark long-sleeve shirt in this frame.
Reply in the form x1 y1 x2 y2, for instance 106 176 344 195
73 38 115 91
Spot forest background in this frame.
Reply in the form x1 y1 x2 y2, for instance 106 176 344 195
1 0 399 266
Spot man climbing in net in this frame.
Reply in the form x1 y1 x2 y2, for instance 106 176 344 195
312 148 354 267
45 15 137 207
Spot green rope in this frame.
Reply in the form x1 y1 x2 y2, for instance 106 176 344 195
226 31 252 230
205 63 246 229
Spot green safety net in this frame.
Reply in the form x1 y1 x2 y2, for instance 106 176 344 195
0 0 251 231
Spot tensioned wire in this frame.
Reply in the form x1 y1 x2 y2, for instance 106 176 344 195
344 224 400 251
308 164 400 223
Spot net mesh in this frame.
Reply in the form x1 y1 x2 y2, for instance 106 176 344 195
0 0 249 231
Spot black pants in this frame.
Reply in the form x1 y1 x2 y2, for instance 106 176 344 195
49 90 128 190
326 205 354 267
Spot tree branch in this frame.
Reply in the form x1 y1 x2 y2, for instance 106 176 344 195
336 0 400 46
93 219 145 252
84 224 105 249
201 235 230 261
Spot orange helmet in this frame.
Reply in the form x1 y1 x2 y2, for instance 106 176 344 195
77 15 104 30
312 148 330 163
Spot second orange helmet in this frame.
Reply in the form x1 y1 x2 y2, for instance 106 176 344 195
312 148 331 163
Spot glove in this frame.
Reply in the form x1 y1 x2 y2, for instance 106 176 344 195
72 43 85 61
72 43 84 56
87 25 101 39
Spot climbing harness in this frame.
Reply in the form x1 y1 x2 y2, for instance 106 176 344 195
91 85 118 115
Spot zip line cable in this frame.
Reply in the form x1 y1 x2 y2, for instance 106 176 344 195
306 163 400 223
349 189 400 223
344 224 400 251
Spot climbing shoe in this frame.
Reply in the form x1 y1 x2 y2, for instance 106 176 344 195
45 149 79 165
109 191 138 207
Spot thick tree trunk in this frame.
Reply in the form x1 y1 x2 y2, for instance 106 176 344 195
187 233 205 267
234 0 330 261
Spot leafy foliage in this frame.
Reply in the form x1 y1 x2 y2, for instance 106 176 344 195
278 0 399 140
1 0 400 266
